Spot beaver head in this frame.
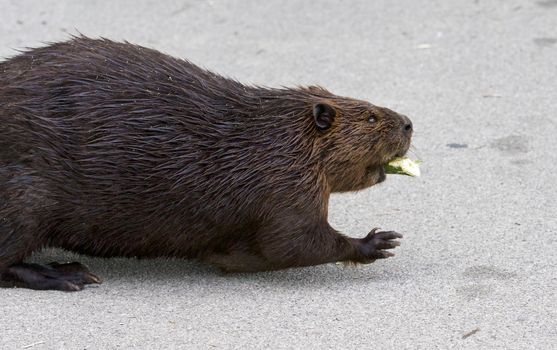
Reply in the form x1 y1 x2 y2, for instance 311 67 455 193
308 91 413 192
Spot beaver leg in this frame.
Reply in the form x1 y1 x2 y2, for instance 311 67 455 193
0 166 100 291
210 221 402 272
0 214 102 291
260 225 402 270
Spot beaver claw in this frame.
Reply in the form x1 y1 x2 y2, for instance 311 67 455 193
1 262 102 291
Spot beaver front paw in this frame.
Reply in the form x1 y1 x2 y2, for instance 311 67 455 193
356 228 403 263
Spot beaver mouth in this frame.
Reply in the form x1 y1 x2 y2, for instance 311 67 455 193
365 141 411 183
380 151 408 168
371 150 408 183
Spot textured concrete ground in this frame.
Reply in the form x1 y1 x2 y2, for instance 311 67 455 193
1 0 556 349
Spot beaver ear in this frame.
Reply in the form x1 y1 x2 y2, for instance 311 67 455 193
313 103 336 130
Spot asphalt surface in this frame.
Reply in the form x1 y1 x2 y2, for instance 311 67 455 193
1 0 556 349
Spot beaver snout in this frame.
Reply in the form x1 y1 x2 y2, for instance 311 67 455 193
377 106 413 137
400 114 413 136
390 114 413 158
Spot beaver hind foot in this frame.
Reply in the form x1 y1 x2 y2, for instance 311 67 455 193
0 262 102 291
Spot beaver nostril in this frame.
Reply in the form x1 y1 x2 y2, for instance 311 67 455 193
400 115 413 135
401 115 413 134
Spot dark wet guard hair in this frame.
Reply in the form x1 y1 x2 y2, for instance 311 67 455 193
0 36 412 291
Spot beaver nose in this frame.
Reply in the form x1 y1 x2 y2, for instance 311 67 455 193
401 115 413 135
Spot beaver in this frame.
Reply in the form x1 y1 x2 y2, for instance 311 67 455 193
0 36 413 291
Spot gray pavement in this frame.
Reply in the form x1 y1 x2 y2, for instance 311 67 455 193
1 0 556 349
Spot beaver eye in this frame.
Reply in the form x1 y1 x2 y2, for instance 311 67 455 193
368 115 376 123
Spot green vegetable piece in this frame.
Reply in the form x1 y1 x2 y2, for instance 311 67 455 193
384 157 421 177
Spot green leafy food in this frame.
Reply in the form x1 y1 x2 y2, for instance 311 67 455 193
384 157 421 177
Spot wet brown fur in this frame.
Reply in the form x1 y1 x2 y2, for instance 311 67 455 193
0 37 412 288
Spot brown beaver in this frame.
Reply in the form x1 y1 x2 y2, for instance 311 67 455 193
0 36 413 291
